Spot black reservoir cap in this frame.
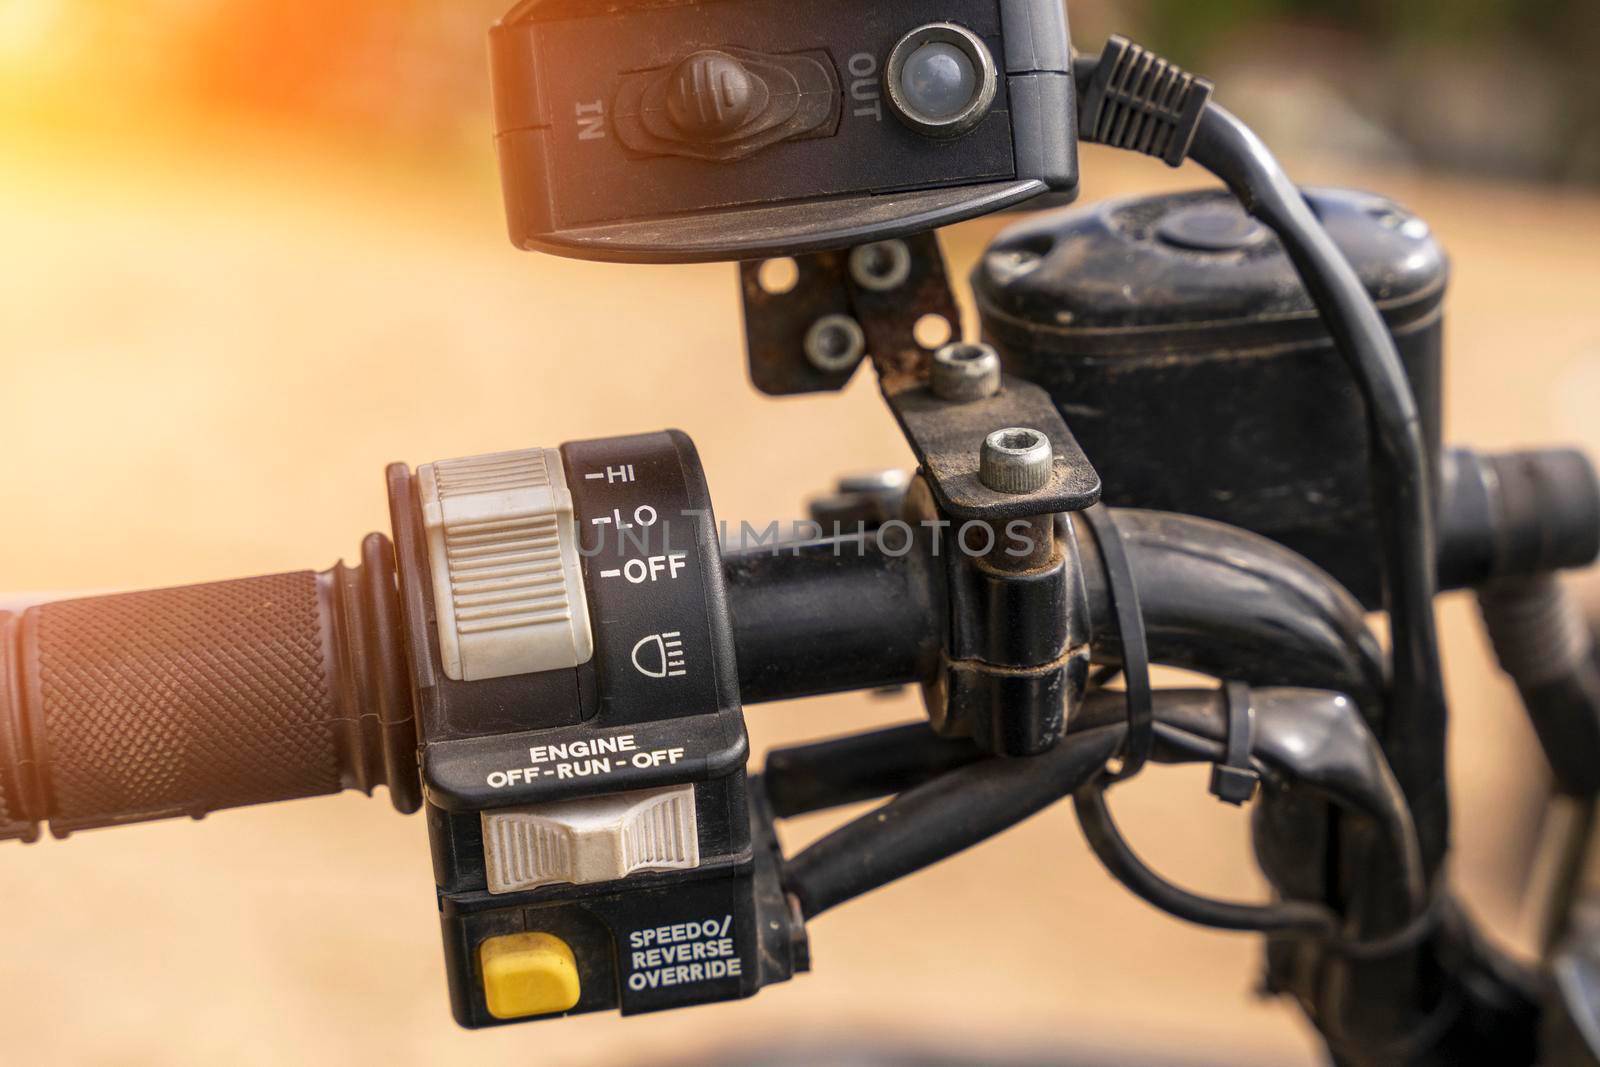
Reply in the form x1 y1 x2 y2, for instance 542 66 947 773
974 187 1448 345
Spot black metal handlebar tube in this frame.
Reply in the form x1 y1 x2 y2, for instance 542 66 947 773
725 507 1391 715
731 449 1595 713
1447 446 1600 796
1439 448 1600 588
725 531 945 704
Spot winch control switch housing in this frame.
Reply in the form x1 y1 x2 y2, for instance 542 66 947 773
490 0 1079 262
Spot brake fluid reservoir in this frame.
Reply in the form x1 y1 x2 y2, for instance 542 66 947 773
973 187 1448 609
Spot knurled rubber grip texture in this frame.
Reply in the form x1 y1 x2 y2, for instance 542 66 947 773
0 535 419 841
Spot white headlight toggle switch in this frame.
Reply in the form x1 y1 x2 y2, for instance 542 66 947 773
482 784 701 895
417 447 594 682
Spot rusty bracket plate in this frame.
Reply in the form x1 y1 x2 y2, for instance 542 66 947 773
739 229 1099 520
888 375 1101 520
738 230 958 397
739 252 860 396
851 230 960 395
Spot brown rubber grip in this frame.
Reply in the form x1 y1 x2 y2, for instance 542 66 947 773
0 535 419 841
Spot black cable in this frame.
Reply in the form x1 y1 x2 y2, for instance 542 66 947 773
1078 509 1388 719
785 724 1124 919
783 688 1428 933
1210 679 1259 805
1082 505 1154 780
762 722 982 818
1073 779 1340 937
1076 43 1448 874
1074 764 1441 953
1185 105 1447 871
1069 687 1429 936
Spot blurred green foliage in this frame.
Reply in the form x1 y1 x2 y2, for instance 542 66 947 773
1141 0 1596 59
1131 0 1600 182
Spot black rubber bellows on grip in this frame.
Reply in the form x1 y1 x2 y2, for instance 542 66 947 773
0 533 418 841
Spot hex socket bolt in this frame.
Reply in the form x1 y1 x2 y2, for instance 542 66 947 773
931 342 1002 402
980 428 1053 494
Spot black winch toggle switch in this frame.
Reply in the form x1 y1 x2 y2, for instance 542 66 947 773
666 51 765 139
614 46 840 162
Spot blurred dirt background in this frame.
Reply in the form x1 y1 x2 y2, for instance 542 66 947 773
2 2 1599 1065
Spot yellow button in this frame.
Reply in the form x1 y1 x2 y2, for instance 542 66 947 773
479 932 582 1019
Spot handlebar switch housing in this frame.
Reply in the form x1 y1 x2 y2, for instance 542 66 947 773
388 430 804 1027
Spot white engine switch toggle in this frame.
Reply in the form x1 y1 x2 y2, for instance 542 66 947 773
417 447 594 682
481 783 701 894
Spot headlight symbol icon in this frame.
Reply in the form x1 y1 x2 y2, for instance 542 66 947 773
632 632 688 679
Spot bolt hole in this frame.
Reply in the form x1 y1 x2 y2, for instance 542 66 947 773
942 343 988 363
997 429 1043 451
913 314 953 350
757 258 799 295
815 327 852 359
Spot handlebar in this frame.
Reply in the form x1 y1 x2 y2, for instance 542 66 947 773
0 534 419 841
2 445 1593 843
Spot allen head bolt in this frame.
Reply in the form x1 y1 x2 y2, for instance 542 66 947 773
931 342 1002 402
980 427 1053 494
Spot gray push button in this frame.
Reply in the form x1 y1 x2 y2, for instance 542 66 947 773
900 43 978 121
885 22 998 138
